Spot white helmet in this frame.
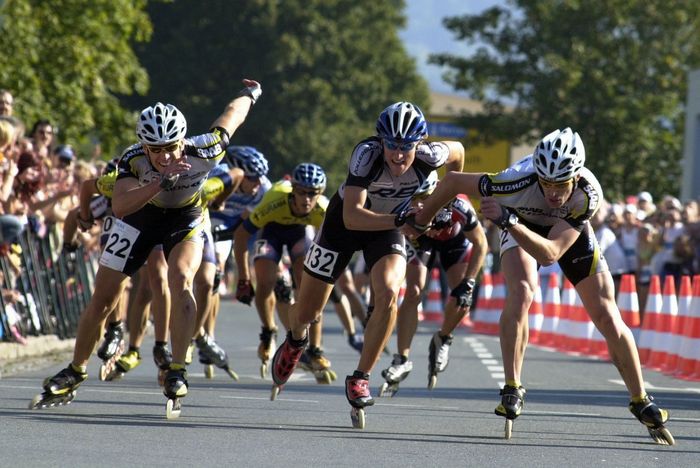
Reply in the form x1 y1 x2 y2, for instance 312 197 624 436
413 171 438 199
136 102 187 145
533 127 585 182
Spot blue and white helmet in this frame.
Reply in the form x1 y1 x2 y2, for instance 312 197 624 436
227 145 269 178
136 102 187 145
413 171 438 199
376 101 428 142
292 163 326 190
533 128 585 182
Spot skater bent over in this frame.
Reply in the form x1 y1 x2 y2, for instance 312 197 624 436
410 128 674 444
30 80 262 419
269 102 464 428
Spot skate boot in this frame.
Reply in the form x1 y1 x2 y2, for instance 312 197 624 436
106 349 141 381
258 326 278 378
29 364 87 409
629 395 675 445
97 322 125 381
163 366 188 420
495 384 526 439
379 354 413 397
153 343 173 386
427 332 453 390
298 346 338 384
270 330 308 400
348 332 364 353
195 334 239 381
346 373 375 429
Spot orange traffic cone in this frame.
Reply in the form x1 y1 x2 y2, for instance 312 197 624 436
555 278 576 352
539 273 561 347
663 275 692 374
646 276 678 371
473 272 504 335
422 268 443 323
617 274 641 337
637 275 662 365
471 272 492 334
675 275 700 381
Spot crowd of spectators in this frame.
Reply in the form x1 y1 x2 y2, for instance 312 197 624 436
1 89 105 343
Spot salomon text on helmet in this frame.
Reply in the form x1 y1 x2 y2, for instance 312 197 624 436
376 102 428 142
136 102 187 145
227 146 269 178
533 127 585 182
292 163 326 190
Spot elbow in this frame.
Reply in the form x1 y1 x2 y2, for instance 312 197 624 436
112 204 127 219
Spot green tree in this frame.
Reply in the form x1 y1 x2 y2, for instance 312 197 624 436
131 0 428 191
429 0 700 199
0 0 152 158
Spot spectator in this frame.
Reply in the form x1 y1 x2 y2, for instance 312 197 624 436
0 119 23 244
0 89 13 117
617 203 640 276
29 119 54 160
637 191 656 219
592 200 626 295
637 223 659 315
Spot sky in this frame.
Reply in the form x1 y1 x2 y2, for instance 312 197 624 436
399 0 502 95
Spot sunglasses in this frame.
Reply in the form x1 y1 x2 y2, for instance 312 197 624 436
384 139 417 151
293 188 321 198
146 141 181 154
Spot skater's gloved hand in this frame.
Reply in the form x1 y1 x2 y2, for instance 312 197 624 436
451 278 476 308
236 279 255 305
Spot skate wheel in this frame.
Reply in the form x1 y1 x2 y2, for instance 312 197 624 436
379 382 389 397
649 427 675 446
166 398 182 419
328 370 337 381
226 368 239 382
317 372 332 385
29 394 44 410
428 375 437 390
351 407 366 429
205 365 214 379
158 370 166 387
260 363 268 379
504 419 513 440
270 385 281 401
99 364 108 381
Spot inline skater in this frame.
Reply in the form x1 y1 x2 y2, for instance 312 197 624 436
30 79 261 420
379 174 488 396
409 128 674 444
233 163 336 382
270 102 464 428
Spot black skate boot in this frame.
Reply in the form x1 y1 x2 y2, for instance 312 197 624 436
97 322 125 381
195 333 239 381
298 346 338 384
629 395 675 445
495 384 526 439
163 366 188 419
346 372 375 429
153 343 173 386
258 326 278 378
379 354 412 397
29 364 88 409
427 332 453 390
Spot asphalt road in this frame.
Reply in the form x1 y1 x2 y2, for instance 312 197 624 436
0 298 698 467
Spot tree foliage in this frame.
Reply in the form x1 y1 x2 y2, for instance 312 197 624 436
429 0 700 199
130 0 429 191
0 0 152 157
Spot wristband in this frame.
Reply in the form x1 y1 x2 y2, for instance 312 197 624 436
159 173 179 190
237 83 262 104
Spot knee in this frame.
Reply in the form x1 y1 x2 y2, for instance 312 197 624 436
372 288 399 314
402 284 422 305
506 280 537 312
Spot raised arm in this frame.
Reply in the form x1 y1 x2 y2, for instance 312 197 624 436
210 79 261 137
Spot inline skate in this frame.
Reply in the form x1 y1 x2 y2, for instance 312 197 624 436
163 366 188 419
629 395 675 445
346 373 374 429
258 326 277 378
378 354 412 397
270 331 307 400
298 346 338 384
195 334 239 381
495 384 526 439
29 364 87 409
97 322 125 381
427 332 453 390
347 332 364 353
153 343 173 386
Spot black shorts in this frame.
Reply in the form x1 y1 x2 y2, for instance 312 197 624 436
254 222 312 264
500 221 607 285
99 203 204 277
303 195 406 284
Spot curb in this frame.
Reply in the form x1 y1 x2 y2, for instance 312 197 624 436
0 335 75 377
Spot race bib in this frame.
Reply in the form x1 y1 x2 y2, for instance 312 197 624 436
99 218 140 272
304 242 339 278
